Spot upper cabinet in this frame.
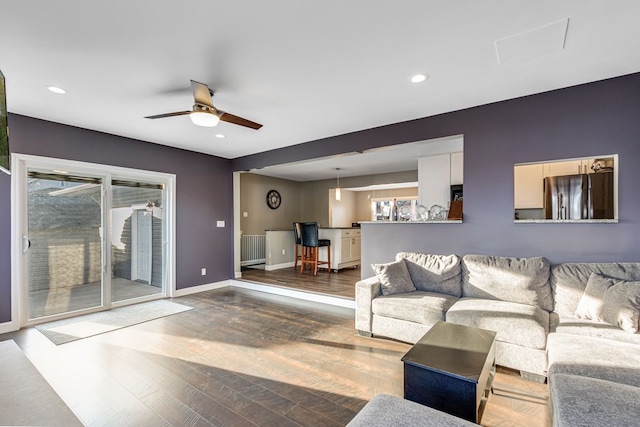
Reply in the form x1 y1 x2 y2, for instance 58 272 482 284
418 151 464 210
418 154 451 208
451 151 464 185
514 163 544 209
543 159 595 177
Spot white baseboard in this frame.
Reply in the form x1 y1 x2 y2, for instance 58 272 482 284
265 261 294 271
174 280 231 297
0 319 19 334
231 279 355 309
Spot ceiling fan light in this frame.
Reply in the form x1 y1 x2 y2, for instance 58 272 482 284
190 111 220 127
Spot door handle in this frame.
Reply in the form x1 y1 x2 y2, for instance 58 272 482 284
22 235 31 253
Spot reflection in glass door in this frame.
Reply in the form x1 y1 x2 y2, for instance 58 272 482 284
27 171 104 319
110 180 165 303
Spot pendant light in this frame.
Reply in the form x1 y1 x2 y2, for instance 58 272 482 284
335 168 341 201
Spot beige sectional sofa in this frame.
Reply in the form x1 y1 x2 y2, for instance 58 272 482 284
355 253 640 426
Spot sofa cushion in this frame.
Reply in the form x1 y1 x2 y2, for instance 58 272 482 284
347 394 476 427
574 272 640 333
547 332 640 387
550 262 640 317
553 315 640 346
395 252 461 297
446 298 549 349
461 255 553 311
549 373 640 427
371 259 416 296
372 291 459 325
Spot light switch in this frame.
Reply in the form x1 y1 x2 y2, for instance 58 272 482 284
217 220 225 227
243 212 248 217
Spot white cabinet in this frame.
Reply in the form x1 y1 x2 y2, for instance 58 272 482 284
418 154 451 208
341 229 361 263
514 164 544 209
450 151 464 185
544 159 595 177
319 228 361 271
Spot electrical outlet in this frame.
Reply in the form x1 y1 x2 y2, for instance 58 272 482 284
282 249 286 255
243 212 248 217
217 220 225 227
201 268 206 276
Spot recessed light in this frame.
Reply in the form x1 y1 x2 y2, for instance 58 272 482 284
48 86 66 94
410 74 428 83
215 134 225 139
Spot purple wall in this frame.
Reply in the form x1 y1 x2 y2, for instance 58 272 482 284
0 115 233 323
0 171 10 321
233 72 640 273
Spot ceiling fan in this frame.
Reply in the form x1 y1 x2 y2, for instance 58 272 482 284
144 80 262 130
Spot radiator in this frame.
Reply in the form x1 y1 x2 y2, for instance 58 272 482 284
241 234 266 266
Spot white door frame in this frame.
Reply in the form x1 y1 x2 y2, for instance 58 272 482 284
11 153 176 329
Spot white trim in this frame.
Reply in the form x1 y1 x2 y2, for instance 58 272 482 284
233 171 242 280
265 261 294 271
11 153 27 328
0 320 18 334
10 153 177 326
231 280 356 309
174 280 232 297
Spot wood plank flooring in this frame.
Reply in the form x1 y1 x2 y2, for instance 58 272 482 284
1 288 551 427
240 266 360 299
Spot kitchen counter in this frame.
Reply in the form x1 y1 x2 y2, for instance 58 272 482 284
359 220 463 224
264 227 360 231
514 219 618 224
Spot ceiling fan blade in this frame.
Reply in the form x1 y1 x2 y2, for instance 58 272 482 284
219 111 263 130
191 80 214 108
144 111 191 119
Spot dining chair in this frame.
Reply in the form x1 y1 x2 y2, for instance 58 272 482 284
293 222 303 269
299 222 331 275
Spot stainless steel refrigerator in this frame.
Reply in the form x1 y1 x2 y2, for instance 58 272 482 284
544 171 614 220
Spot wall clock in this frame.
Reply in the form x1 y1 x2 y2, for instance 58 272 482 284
266 189 281 209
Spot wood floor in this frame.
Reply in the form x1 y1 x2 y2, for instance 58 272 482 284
240 266 360 299
1 287 551 427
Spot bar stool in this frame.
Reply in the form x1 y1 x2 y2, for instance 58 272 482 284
299 222 331 275
293 222 303 269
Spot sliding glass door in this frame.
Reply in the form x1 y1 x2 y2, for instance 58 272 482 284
27 171 104 319
14 155 175 326
111 180 165 303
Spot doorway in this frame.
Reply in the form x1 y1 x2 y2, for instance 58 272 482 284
13 154 175 326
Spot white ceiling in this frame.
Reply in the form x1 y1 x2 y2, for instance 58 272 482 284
2 1 640 160
251 135 463 181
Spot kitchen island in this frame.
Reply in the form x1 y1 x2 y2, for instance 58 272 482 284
264 227 361 272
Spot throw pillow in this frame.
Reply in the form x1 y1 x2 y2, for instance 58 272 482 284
575 272 640 333
461 255 553 311
371 259 416 296
395 252 462 297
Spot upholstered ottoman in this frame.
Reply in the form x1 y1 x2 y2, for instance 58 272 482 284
549 373 640 427
547 333 640 387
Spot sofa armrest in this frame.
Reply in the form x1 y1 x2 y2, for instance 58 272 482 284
355 276 382 334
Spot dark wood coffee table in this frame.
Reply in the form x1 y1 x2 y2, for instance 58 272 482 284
401 321 496 423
